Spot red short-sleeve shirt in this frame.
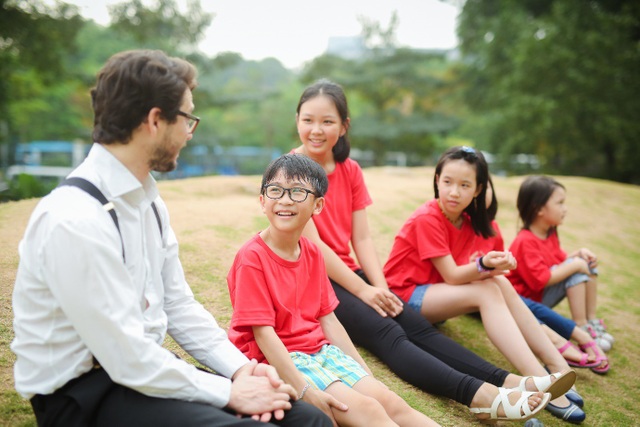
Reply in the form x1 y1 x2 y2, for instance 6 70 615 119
384 199 477 302
227 235 339 362
507 229 567 302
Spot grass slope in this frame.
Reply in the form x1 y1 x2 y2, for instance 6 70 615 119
1 168 639 426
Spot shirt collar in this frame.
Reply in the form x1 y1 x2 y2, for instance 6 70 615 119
82 143 159 206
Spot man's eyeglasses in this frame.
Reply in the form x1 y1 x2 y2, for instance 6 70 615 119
263 184 317 203
177 111 200 134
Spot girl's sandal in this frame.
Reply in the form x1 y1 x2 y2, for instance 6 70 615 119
558 341 601 368
516 370 576 400
579 340 611 374
470 388 551 424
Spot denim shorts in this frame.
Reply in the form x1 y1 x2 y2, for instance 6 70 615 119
290 344 368 391
542 257 597 308
408 284 433 313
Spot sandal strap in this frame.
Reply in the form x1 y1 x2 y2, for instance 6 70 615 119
470 388 551 421
557 341 573 354
579 340 598 351
580 340 606 360
577 353 589 366
490 388 535 419
518 373 554 393
579 341 610 373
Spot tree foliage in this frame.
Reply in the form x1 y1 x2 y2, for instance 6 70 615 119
0 0 214 173
0 0 83 160
108 0 213 56
458 0 640 182
301 14 461 165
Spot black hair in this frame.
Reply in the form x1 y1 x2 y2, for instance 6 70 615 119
486 175 498 222
433 146 494 238
517 175 565 230
296 79 350 162
261 153 329 197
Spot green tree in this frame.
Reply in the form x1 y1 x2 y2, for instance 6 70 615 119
108 0 213 56
302 13 460 165
193 54 298 152
458 0 640 182
0 0 82 167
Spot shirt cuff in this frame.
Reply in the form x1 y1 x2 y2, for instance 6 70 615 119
193 369 233 408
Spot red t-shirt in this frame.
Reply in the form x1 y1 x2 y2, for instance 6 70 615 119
384 199 477 302
311 158 373 271
507 229 567 302
475 220 504 254
227 234 339 362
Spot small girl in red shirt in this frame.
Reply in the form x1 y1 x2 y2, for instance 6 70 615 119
508 175 614 351
479 178 609 376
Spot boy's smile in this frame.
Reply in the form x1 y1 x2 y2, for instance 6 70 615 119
260 172 324 234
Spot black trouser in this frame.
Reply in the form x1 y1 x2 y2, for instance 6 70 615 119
31 368 331 427
331 271 510 407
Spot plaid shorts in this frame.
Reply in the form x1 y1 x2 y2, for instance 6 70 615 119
290 344 368 391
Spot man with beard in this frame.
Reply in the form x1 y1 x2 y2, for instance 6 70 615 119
11 50 331 427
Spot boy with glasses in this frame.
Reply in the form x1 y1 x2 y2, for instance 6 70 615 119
227 153 440 427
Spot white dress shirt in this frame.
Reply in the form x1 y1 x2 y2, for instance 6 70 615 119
12 143 248 407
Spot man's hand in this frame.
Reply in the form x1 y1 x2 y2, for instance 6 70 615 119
228 360 296 422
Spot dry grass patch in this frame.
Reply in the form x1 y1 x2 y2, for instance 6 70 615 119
1 168 639 426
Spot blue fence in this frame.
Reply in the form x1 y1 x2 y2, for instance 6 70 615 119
10 141 282 181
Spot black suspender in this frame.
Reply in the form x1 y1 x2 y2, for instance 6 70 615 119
58 177 163 263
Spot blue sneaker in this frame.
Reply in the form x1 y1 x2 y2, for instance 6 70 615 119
566 389 584 408
546 401 586 424
525 419 544 427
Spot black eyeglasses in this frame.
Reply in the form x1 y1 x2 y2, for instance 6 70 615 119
177 111 200 134
263 184 317 203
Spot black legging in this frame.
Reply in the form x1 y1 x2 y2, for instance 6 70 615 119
331 272 509 407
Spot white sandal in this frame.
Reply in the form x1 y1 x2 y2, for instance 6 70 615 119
516 370 576 400
470 387 551 424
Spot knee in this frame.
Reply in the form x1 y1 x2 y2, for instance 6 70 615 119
375 389 412 419
495 276 516 293
480 281 503 301
351 395 391 422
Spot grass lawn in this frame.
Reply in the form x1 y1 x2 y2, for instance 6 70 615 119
1 167 639 426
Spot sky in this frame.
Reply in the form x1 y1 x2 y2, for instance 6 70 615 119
54 0 460 69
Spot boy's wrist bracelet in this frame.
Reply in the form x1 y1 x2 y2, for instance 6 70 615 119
298 383 311 400
476 256 495 272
